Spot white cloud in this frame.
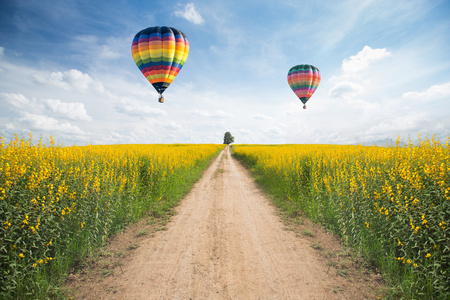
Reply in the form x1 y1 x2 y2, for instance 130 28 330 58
2 93 93 121
163 121 185 132
251 114 272 121
342 46 391 75
74 35 98 44
100 45 121 59
45 99 92 121
116 98 167 117
1 92 45 113
174 3 204 25
366 115 430 136
261 126 287 139
19 112 85 134
33 69 104 92
190 109 233 118
72 35 125 61
343 98 380 111
328 46 393 106
2 92 33 109
402 82 450 102
101 131 138 145
329 81 365 98
236 128 251 136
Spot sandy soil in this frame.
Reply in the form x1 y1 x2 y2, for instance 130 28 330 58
66 147 385 299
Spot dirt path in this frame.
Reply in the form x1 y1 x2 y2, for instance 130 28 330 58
68 147 384 299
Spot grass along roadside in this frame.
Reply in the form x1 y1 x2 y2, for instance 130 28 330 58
62 208 177 298
276 208 389 299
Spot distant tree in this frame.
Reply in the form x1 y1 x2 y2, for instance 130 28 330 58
223 132 234 144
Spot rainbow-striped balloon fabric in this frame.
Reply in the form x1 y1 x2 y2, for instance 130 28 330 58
287 64 321 104
132 26 189 95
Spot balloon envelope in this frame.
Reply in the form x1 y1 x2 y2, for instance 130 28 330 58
132 26 189 98
287 64 321 105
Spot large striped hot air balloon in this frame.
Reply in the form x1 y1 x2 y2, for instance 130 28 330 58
132 26 189 103
287 64 321 109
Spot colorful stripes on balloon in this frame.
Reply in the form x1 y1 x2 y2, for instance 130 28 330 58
287 64 321 104
132 26 189 95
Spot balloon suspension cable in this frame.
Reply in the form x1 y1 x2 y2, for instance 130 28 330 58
158 94 164 103
300 97 308 109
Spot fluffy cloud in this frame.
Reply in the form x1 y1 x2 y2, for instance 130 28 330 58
33 69 104 92
19 112 85 134
365 115 431 137
328 46 392 101
72 35 125 61
45 99 92 121
190 109 233 118
116 98 167 117
100 45 121 59
236 128 251 136
1 92 45 113
163 121 185 131
261 126 287 139
251 114 273 121
342 46 391 75
174 3 204 25
2 92 34 109
2 93 92 121
329 81 365 98
402 82 450 102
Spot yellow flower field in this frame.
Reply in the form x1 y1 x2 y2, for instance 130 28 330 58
0 133 223 299
233 135 449 299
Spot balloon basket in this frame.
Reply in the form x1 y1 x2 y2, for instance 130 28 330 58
303 105 306 109
158 95 164 103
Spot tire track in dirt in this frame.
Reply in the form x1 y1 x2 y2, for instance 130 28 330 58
81 146 381 299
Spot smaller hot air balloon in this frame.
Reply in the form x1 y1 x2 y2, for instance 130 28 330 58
131 26 189 103
287 64 321 109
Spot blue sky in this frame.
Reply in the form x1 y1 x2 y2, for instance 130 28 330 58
1 0 449 145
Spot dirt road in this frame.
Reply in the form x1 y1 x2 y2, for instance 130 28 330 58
73 147 383 299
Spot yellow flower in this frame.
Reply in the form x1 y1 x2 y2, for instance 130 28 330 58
19 253 25 258
426 253 431 258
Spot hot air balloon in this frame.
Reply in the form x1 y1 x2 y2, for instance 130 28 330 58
131 26 189 103
287 64 321 109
